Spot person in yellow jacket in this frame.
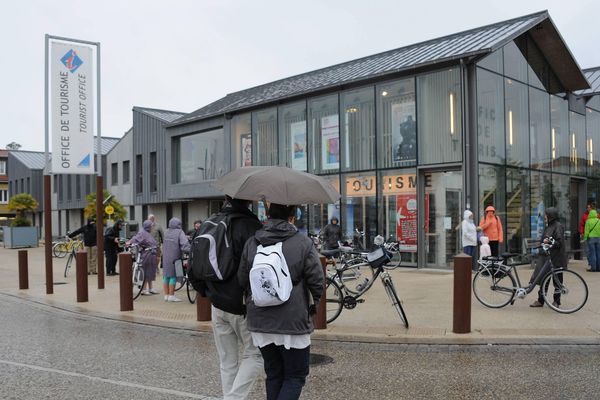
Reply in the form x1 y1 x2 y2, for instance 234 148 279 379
583 209 600 272
479 205 503 257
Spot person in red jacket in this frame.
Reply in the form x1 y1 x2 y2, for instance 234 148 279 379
479 205 503 257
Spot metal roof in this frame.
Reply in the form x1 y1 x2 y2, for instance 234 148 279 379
10 151 46 170
579 67 600 96
133 106 186 123
172 10 587 126
96 136 120 155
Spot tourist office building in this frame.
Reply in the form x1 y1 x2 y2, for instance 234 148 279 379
164 11 600 269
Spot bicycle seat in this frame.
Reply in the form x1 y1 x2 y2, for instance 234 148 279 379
320 249 340 258
500 252 519 258
482 256 501 262
338 245 355 253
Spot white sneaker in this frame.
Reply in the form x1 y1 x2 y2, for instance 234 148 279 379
141 290 150 296
168 295 182 302
164 295 169 301
149 288 159 294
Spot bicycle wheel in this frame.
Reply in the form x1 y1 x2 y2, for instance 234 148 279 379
541 268 588 314
325 277 344 324
382 276 409 328
132 265 145 300
472 266 516 308
186 280 197 304
340 261 375 295
54 242 68 258
64 253 74 277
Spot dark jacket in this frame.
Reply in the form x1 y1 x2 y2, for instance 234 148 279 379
104 224 121 254
199 200 262 315
321 222 342 249
542 207 568 267
69 222 96 247
238 219 324 335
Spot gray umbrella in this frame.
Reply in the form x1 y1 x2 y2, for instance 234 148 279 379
213 166 340 204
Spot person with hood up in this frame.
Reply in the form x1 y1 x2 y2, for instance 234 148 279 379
461 210 477 269
238 203 324 400
104 220 124 276
127 220 158 295
162 217 191 302
530 207 568 308
583 208 600 272
320 216 342 250
479 205 503 257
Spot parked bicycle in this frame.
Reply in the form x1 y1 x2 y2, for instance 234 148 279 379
374 235 402 270
172 254 197 304
472 238 589 314
127 244 157 300
63 235 83 277
53 234 83 258
326 245 408 328
321 244 372 295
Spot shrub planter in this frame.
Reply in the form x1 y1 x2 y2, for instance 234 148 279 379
3 227 39 248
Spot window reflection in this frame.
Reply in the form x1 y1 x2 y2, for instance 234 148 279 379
177 128 225 183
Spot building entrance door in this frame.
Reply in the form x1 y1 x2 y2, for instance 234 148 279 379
570 179 586 260
418 170 463 268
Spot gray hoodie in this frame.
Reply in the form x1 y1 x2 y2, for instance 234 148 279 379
238 219 324 335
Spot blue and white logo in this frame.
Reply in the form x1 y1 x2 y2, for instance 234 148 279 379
78 154 91 167
60 49 83 73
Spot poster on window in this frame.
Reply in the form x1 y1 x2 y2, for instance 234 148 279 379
291 121 307 170
240 133 252 167
321 115 339 170
396 193 428 252
391 102 416 162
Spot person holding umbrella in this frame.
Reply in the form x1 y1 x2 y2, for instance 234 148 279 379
238 203 323 400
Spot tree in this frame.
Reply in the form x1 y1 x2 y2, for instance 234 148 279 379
8 193 39 227
6 141 22 150
83 190 127 224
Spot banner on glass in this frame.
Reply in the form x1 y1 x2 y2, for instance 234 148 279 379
50 40 95 174
321 115 339 170
290 121 307 170
396 193 428 252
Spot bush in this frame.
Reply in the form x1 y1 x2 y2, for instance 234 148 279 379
11 216 31 227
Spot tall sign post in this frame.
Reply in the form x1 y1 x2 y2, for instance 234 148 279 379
45 35 100 291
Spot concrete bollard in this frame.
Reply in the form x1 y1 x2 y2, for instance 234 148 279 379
453 253 472 334
18 250 29 290
119 252 133 311
314 256 327 330
76 251 89 302
196 293 212 322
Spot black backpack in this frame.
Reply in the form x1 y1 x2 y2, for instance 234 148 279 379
188 212 242 287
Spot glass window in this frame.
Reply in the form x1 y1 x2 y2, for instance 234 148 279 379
278 101 307 170
252 108 277 166
529 88 550 171
111 163 118 185
150 151 157 192
341 86 375 171
477 68 505 164
377 168 418 266
551 173 570 242
0 189 7 204
135 154 143 193
505 168 530 254
0 160 5 175
530 170 552 241
478 163 506 229
342 172 378 249
570 112 586 176
503 39 528 83
376 78 416 168
477 48 503 74
417 68 462 164
587 108 600 177
75 176 81 200
85 175 91 194
588 95 600 112
505 79 529 167
122 160 130 184
67 175 72 200
232 113 252 169
177 128 225 183
53 174 57 193
551 95 569 174
308 94 339 174
307 175 340 235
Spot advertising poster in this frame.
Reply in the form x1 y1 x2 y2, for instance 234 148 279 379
321 115 339 170
391 102 416 163
396 193 428 252
290 121 307 170
240 133 252 167
50 41 95 174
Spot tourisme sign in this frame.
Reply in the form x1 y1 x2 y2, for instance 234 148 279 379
48 39 95 174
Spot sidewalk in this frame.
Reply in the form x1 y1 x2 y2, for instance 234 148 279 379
1 245 599 345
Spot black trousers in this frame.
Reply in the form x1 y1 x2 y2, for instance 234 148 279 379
259 344 310 400
489 241 499 257
105 250 118 274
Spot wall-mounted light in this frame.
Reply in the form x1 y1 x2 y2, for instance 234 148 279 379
589 138 593 166
572 132 577 167
346 106 358 113
381 91 388 97
449 92 455 135
551 128 556 160
508 110 513 146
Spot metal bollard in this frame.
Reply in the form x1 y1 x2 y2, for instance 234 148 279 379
119 252 133 311
18 250 29 290
313 256 327 329
76 251 89 302
196 293 212 321
453 253 472 333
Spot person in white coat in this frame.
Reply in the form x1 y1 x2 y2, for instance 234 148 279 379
462 210 478 270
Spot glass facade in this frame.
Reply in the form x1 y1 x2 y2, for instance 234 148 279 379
477 68 505 164
505 78 529 167
232 113 252 169
278 102 307 170
252 108 278 166
176 128 225 183
308 95 339 174
340 87 375 171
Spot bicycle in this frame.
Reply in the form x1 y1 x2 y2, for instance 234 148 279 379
173 254 197 304
63 236 82 277
374 235 402 270
321 244 373 295
472 238 589 314
127 244 157 300
326 245 409 328
53 235 83 258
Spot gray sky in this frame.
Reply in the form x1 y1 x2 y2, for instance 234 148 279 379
1 0 599 152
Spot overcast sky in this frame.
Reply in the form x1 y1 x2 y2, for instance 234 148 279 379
1 0 599 152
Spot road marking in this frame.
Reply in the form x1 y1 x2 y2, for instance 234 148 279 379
0 359 219 399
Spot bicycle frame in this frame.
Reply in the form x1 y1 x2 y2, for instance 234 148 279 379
480 255 556 297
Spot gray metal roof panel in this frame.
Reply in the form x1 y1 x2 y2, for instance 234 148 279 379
10 151 46 170
96 136 120 155
579 68 600 95
134 106 186 123
172 11 551 125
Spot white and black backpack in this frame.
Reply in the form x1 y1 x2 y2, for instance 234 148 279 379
249 242 293 307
